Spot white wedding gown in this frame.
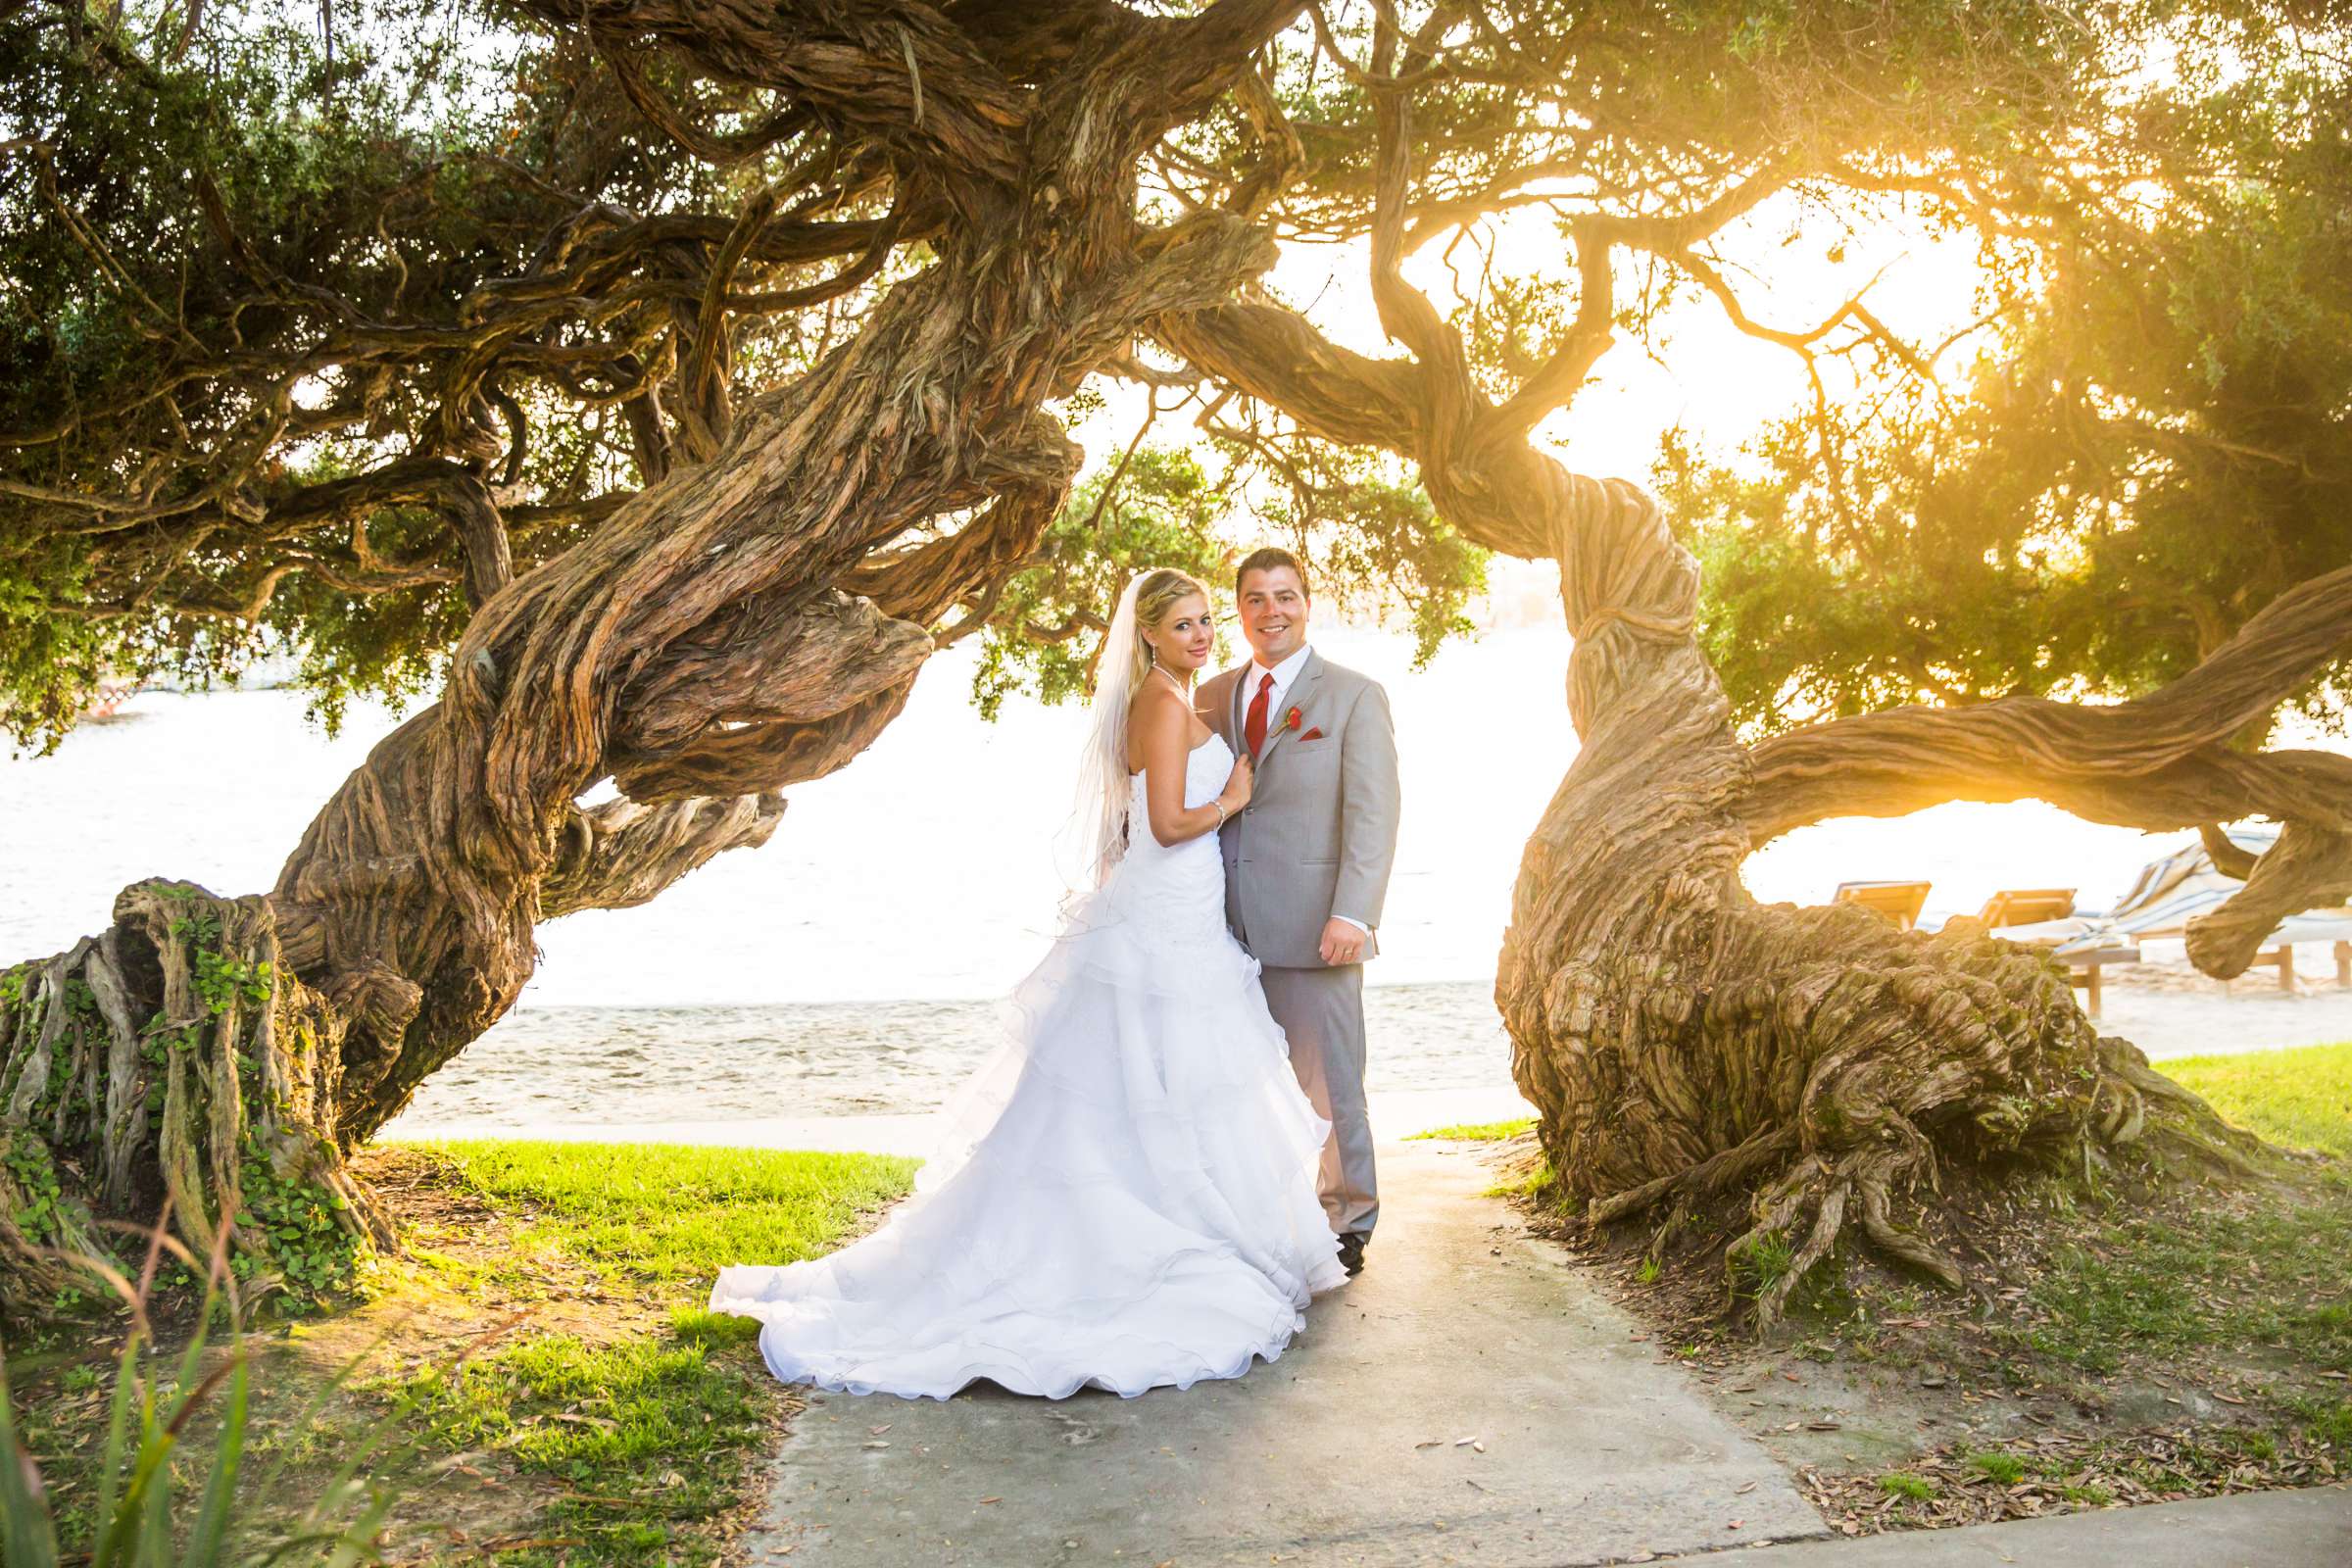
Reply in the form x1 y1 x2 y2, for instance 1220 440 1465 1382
709 731 1348 1399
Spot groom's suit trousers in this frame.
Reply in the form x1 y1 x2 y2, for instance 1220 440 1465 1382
1259 962 1377 1239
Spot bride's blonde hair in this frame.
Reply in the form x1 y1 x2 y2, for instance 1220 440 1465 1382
1059 566 1214 895
1119 567 1211 691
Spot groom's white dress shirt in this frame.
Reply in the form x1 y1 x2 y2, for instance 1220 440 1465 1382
1246 642 1314 729
1244 643 1369 937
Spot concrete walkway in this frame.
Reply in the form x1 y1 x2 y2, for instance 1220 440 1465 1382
1674 1483 2352 1566
740 1139 1828 1566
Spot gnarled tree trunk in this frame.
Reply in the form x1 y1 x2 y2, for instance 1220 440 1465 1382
0 0 1304 1317
13 0 2334 1330
1164 195 2330 1330
1487 465 2311 1325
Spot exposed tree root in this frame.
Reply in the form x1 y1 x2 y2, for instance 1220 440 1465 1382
1 884 392 1319
1531 899 2269 1329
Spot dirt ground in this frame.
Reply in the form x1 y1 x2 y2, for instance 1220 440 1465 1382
1486 1137 2352 1538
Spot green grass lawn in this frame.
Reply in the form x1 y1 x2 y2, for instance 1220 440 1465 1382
1407 1116 1535 1141
1407 1040 2352 1159
1965 1042 2352 1393
2010 1178 2352 1376
417 1139 918 1288
8 1139 917 1568
2163 1041 2352 1158
379 1141 918 1566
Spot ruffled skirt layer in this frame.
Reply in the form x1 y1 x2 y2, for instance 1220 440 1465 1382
708 891 1347 1400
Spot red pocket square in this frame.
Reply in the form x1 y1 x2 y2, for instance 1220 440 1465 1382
1298 727 1326 742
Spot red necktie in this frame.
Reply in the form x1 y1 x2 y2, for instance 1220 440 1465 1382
1245 671 1275 759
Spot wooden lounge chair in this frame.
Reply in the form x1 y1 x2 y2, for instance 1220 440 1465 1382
1833 880 1931 932
2064 944 2141 1018
1976 888 2078 929
2239 943 2302 994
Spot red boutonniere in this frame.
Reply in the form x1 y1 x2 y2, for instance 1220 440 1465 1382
1284 706 1302 731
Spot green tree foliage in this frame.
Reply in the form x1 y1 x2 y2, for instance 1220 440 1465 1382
1242 449 1488 670
4 0 2343 760
971 449 1239 718
0 0 842 748
1661 20 2352 736
0 1 1502 756
971 443 1486 717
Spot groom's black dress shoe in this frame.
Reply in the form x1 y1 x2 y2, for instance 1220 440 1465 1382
1338 1232 1369 1276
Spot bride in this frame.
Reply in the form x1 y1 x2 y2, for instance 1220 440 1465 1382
709 566 1348 1399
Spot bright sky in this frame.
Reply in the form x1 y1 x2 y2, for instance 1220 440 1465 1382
1059 181 1997 614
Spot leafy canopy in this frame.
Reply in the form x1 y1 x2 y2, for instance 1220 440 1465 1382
1659 10 2352 735
4 0 2342 752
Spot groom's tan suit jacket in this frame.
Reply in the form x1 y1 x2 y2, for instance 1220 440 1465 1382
1198 651 1401 969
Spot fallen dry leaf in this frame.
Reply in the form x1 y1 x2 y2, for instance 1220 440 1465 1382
547 1412 617 1432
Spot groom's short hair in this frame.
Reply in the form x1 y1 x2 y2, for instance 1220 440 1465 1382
1235 547 1310 600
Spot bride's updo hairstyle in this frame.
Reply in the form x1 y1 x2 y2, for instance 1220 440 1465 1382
1121 566 1211 687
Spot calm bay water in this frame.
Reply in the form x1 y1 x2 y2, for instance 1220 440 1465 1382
2 624 2275 1132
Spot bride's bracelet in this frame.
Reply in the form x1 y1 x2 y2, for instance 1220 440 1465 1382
1211 799 1228 828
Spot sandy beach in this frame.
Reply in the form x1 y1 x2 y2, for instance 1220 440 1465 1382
381 956 2352 1156
2075 949 2352 1057
385 1083 1540 1158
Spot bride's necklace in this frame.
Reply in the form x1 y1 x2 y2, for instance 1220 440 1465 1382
1151 662 1193 697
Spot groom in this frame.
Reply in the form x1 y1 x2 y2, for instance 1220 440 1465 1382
1200 549 1401 1276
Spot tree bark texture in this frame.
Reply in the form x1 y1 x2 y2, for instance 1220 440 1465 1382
0 0 1306 1315
1161 266 2317 1322
1489 465 2293 1324
11 0 2339 1324
1 884 389 1309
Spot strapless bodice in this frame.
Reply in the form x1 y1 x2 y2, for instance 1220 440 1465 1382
1127 730 1235 828
1110 731 1234 944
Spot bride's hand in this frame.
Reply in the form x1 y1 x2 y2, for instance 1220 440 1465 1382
1220 754 1254 813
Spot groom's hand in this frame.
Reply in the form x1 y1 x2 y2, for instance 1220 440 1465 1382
1318 917 1367 965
